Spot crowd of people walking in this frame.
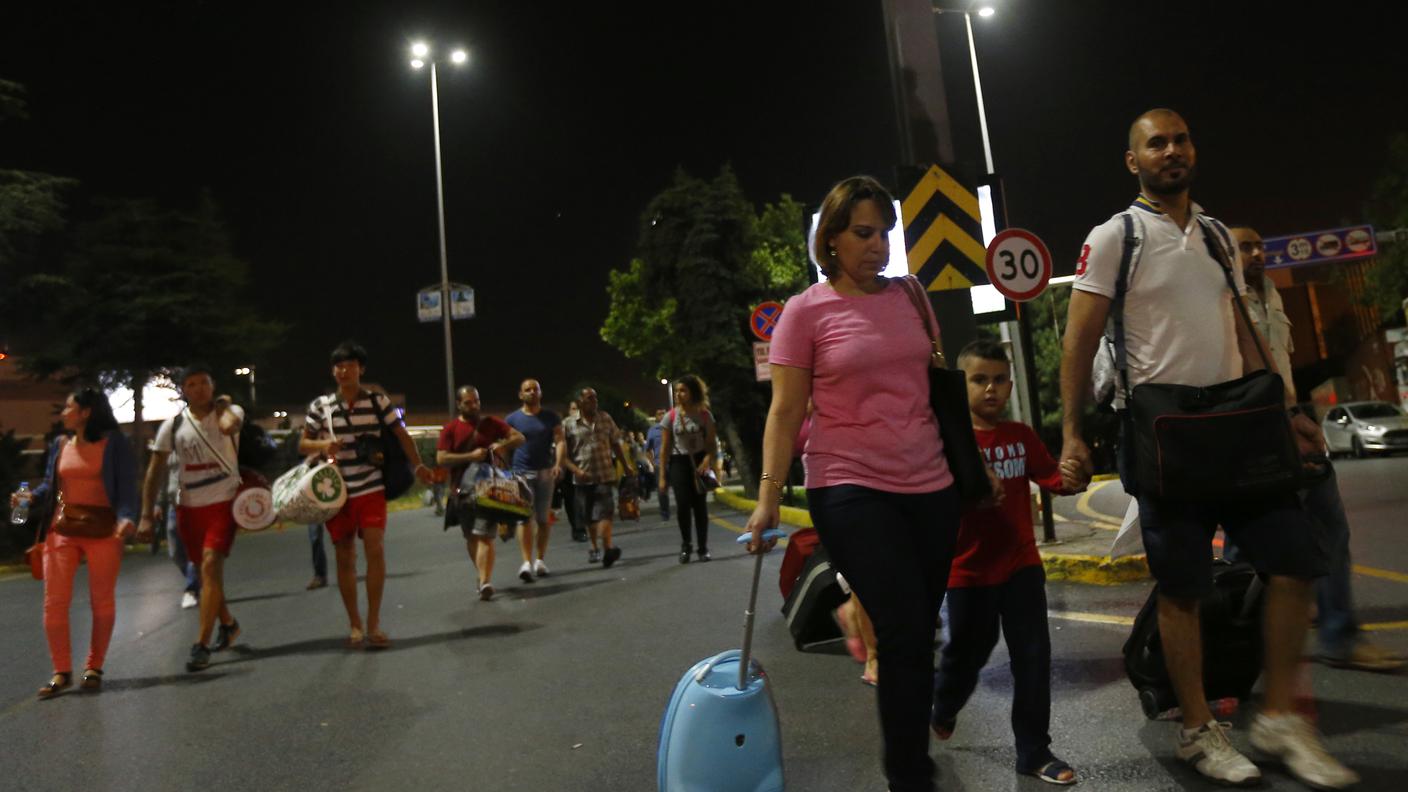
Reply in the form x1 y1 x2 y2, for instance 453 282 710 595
12 106 1403 792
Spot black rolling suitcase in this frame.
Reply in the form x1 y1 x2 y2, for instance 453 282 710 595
780 544 847 650
1123 559 1265 719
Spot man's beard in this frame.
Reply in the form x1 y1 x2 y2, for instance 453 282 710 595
1140 162 1196 197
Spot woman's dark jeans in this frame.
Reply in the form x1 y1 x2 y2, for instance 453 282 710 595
667 452 710 551
809 483 960 792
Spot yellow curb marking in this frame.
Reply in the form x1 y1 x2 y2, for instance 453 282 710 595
1362 620 1408 632
1048 610 1135 627
710 514 789 547
1353 564 1408 585
713 488 813 528
1074 480 1126 528
1051 610 1408 632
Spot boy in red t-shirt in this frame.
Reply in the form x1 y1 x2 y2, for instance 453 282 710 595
930 340 1088 786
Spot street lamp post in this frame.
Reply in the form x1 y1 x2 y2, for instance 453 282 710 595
932 4 996 174
661 378 672 410
931 5 1056 542
411 41 469 417
234 366 256 409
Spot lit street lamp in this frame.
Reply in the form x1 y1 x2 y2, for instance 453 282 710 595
234 366 256 408
661 378 672 410
409 40 470 416
932 4 997 174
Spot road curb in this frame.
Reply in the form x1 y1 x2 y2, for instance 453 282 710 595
716 488 1149 585
1039 551 1149 585
714 488 813 528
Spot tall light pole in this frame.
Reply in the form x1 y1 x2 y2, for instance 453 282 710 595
234 366 256 409
932 5 996 174
661 378 672 410
411 41 469 416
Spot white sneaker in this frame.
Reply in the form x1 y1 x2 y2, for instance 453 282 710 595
518 561 534 583
1250 712 1360 790
1175 720 1261 786
533 559 550 577
180 591 198 610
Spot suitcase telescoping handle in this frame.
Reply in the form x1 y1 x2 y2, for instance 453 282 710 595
735 529 787 690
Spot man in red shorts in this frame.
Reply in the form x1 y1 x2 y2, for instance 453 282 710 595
300 341 432 649
138 365 245 672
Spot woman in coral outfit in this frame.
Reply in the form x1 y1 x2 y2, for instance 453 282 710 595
13 388 139 698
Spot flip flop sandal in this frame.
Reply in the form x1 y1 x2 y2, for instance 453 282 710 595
366 631 392 650
347 628 365 649
38 672 72 700
860 673 878 687
1021 759 1077 786
80 669 104 691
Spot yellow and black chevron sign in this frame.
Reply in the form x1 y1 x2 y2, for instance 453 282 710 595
900 164 987 291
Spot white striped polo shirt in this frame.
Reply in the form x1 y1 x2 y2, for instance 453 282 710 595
304 390 403 498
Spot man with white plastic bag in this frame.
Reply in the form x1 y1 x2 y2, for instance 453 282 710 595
300 341 432 649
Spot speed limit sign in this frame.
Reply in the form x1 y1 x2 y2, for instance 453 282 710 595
985 228 1053 302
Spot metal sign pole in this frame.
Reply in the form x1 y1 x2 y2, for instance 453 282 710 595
1015 301 1056 544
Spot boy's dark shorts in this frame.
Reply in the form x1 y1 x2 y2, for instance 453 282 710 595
1135 490 1328 600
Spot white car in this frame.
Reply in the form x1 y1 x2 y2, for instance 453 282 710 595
1321 401 1408 458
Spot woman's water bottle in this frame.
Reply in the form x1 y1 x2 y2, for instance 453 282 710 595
10 482 31 525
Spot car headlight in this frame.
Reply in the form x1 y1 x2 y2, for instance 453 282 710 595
1361 424 1384 433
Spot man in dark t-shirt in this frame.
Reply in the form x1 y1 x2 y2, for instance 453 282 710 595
437 385 523 601
505 378 564 581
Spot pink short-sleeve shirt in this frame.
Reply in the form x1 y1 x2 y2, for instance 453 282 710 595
769 278 952 493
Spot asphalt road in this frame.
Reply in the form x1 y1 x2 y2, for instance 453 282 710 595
1 456 1406 792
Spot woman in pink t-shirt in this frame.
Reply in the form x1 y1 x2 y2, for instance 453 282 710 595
746 175 961 792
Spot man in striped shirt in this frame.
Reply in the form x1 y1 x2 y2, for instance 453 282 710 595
300 341 432 649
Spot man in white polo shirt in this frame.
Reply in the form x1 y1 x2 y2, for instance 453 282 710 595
1059 110 1355 789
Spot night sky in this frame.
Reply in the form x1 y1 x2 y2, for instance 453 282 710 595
4 0 1406 416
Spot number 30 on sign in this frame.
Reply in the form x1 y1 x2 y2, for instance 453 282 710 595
984 228 1053 302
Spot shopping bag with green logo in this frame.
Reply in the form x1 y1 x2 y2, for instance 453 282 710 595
272 458 347 525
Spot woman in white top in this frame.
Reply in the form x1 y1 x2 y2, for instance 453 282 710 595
657 375 717 563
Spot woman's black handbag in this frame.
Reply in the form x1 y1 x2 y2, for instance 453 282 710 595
1113 215 1301 501
898 276 993 505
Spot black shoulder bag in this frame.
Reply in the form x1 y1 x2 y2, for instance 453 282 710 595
348 392 415 500
1115 215 1304 501
898 276 993 505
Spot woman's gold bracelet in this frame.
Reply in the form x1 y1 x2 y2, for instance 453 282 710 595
759 473 785 497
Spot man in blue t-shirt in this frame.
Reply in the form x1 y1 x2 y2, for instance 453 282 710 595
644 408 670 522
505 378 565 580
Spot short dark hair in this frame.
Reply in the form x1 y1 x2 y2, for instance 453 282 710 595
330 340 368 366
957 339 1010 370
70 386 120 442
177 364 214 387
813 176 897 277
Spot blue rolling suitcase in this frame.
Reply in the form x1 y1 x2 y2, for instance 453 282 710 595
657 530 788 792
